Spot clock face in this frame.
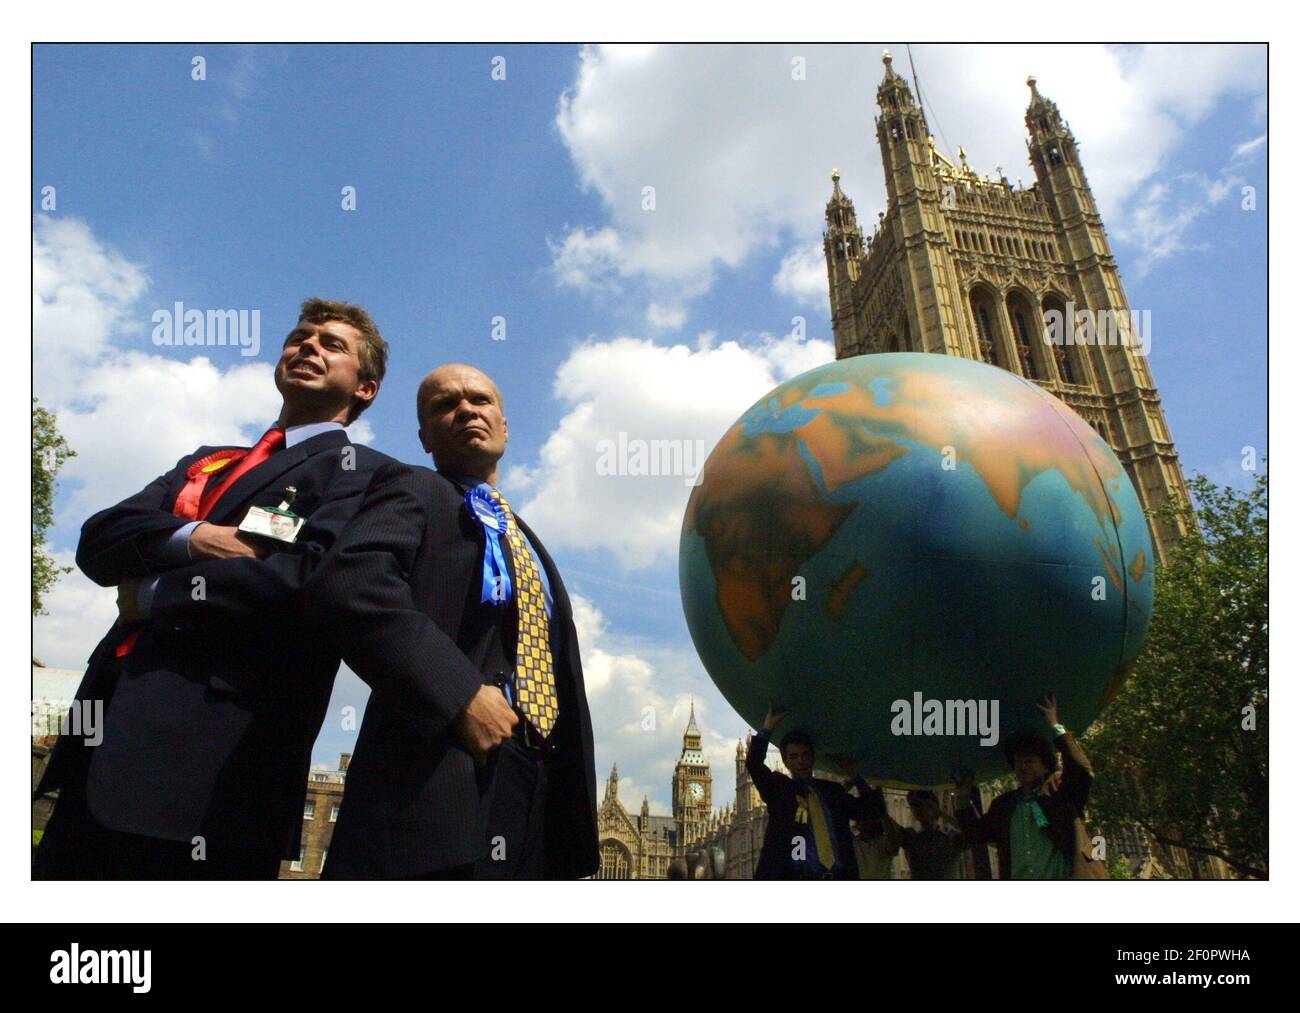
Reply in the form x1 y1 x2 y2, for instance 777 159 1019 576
687 782 705 802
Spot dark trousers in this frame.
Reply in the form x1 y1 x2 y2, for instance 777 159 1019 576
33 787 283 881
474 737 548 880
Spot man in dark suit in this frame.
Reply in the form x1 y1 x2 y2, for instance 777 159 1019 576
309 363 598 880
955 693 1107 879
33 298 397 880
747 703 885 879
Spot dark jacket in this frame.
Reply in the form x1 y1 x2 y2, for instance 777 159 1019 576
746 730 885 879
306 467 598 879
37 430 393 859
957 731 1107 880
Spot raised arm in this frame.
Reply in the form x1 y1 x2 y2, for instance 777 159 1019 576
745 704 790 803
1055 732 1095 814
1037 693 1094 814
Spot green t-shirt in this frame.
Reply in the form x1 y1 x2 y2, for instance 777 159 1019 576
1009 794 1070 880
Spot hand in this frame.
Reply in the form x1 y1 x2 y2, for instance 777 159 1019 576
116 577 146 624
762 702 791 733
454 685 519 766
1036 692 1060 729
188 523 267 561
1040 769 1064 797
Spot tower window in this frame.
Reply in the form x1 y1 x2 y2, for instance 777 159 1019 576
1055 345 1077 384
971 294 1000 368
1010 301 1038 380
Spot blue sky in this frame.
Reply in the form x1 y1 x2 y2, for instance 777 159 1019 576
33 43 1267 813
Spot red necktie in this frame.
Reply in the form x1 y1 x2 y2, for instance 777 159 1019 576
196 426 285 520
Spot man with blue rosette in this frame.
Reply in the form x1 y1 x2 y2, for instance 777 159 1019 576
308 364 598 879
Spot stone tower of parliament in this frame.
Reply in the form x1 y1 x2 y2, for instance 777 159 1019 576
825 52 1190 560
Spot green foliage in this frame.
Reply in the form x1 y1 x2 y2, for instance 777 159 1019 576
1086 469 1267 879
1103 849 1134 880
32 398 75 615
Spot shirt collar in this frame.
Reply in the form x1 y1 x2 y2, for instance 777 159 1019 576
281 421 346 449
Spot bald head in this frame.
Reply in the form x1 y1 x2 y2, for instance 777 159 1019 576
416 363 509 484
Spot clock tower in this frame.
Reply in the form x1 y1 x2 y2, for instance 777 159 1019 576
672 701 712 852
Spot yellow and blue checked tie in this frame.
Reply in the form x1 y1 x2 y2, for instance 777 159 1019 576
488 489 559 738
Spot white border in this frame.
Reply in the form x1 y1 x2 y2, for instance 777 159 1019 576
9 4 1284 925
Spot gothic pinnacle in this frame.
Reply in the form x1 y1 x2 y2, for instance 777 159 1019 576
830 168 845 199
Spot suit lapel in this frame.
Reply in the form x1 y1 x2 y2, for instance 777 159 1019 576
204 429 351 525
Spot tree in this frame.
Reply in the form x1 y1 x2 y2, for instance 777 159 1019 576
32 398 75 615
1085 469 1267 879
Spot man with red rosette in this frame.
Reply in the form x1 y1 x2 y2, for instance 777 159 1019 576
34 298 398 880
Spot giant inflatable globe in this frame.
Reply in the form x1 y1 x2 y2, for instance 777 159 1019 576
679 352 1154 786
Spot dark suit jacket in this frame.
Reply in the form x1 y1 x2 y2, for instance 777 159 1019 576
957 732 1107 880
305 466 599 879
746 731 885 879
36 429 394 860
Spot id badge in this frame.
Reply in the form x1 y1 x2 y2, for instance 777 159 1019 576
238 486 306 543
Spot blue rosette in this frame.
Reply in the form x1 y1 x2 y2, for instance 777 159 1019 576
465 485 513 605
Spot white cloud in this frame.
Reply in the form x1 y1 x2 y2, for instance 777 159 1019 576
645 301 686 330
548 225 624 292
32 550 118 670
1110 131 1267 276
504 329 834 570
773 241 829 311
552 43 1265 315
1233 134 1267 161
573 593 743 814
195 45 287 153
33 217 150 406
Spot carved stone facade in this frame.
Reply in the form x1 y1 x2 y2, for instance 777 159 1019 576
593 764 677 879
825 52 1190 561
